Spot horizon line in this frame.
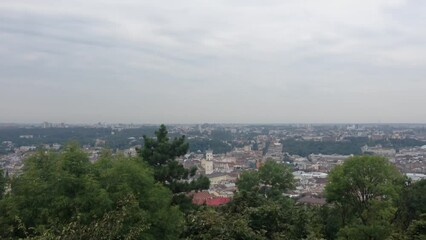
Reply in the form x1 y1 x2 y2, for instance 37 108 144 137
1 122 426 126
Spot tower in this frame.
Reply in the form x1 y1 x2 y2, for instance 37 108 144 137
206 149 213 161
201 149 214 174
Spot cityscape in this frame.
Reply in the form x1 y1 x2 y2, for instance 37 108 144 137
2 0 426 239
2 123 426 206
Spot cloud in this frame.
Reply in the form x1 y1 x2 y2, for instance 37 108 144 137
0 0 425 123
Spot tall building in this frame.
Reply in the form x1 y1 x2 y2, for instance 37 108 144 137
206 149 213 161
201 149 214 174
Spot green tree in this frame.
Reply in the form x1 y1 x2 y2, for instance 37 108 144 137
0 144 111 238
139 124 209 210
0 167 6 199
33 194 150 240
93 153 183 240
236 170 261 193
0 143 184 239
407 214 426 240
183 207 265 240
184 159 322 240
394 179 426 231
221 190 319 239
236 160 295 198
325 155 405 240
229 161 308 239
258 160 295 197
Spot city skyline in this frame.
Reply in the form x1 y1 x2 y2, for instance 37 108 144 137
1 0 426 123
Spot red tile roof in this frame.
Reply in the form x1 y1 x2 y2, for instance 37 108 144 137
205 197 230 206
192 191 230 206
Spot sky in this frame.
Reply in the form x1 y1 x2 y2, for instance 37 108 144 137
0 0 425 124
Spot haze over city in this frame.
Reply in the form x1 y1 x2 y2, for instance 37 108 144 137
1 0 425 124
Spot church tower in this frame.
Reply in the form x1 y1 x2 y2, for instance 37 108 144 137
206 149 213 161
201 149 214 174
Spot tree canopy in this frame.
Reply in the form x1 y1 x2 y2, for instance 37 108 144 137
393 179 426 238
325 155 405 240
184 161 321 240
237 160 295 199
139 124 209 195
0 167 5 199
0 143 183 239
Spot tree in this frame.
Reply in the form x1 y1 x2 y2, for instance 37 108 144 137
258 160 295 196
183 207 265 240
0 143 184 239
184 158 323 239
0 144 112 238
139 124 209 194
394 179 426 232
236 170 261 193
236 160 295 198
407 214 426 240
33 194 151 240
0 167 6 199
325 155 405 240
93 152 184 239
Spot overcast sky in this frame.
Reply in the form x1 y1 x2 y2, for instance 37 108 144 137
0 0 425 124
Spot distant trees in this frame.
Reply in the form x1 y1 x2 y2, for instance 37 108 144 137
0 126 159 151
325 155 405 240
187 138 232 154
281 138 425 157
281 138 363 156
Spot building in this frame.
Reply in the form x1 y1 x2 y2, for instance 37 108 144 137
201 149 214 174
191 191 231 206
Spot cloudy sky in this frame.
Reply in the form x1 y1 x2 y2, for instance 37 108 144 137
0 0 425 124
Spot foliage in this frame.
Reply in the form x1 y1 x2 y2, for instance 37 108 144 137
140 124 209 195
281 138 363 156
394 179 426 231
183 207 265 240
281 137 425 157
187 138 232 154
0 143 183 239
316 205 342 239
0 126 158 151
0 167 6 199
183 161 307 239
93 152 184 239
1 123 425 240
236 170 260 193
236 160 295 199
210 130 234 141
31 194 150 240
183 153 426 240
407 214 426 240
325 155 405 240
184 190 325 240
